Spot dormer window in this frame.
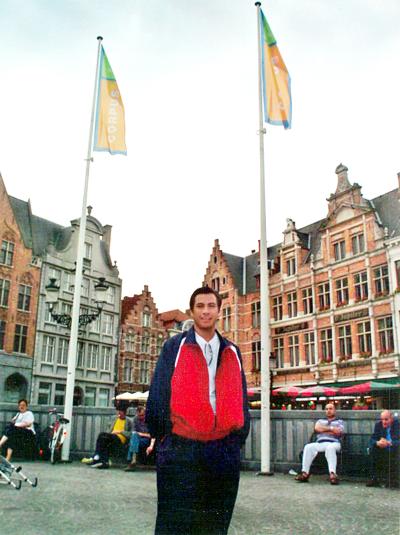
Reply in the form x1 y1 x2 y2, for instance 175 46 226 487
143 307 152 327
212 277 220 292
351 233 365 255
286 257 296 276
84 242 92 260
333 240 346 261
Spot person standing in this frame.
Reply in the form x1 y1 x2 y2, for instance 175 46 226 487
146 286 250 535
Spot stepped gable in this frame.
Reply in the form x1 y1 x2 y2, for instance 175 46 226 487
158 309 188 323
121 295 140 322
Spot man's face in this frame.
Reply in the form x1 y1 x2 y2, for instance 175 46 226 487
325 404 336 418
137 410 145 420
381 412 393 429
18 401 28 412
117 410 126 419
191 293 220 331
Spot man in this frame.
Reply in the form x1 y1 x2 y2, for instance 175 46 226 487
83 406 133 469
146 286 250 535
125 405 155 471
295 403 344 485
366 410 399 488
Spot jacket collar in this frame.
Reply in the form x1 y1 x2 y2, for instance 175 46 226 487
184 326 230 352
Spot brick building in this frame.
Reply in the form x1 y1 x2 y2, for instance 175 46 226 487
0 175 41 401
118 286 166 393
158 309 190 337
203 164 400 394
0 175 121 406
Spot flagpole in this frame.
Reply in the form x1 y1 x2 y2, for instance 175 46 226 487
61 36 103 461
255 2 273 475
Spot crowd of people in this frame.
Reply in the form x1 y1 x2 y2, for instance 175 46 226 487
1 286 398 535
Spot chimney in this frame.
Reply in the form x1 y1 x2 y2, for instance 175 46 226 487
103 224 112 248
335 163 351 194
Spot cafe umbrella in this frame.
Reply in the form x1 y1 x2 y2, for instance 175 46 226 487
299 385 339 397
338 381 400 395
272 385 304 397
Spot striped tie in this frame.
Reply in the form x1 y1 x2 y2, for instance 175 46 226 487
205 343 214 367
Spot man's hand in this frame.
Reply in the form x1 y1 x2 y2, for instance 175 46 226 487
331 426 342 436
377 438 390 448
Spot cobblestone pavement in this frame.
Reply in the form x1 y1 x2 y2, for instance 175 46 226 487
0 462 398 535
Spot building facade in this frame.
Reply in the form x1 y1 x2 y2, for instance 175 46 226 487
0 175 122 406
0 175 41 401
118 286 167 393
31 210 122 408
203 165 400 391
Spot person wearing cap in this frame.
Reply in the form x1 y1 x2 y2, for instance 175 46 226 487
146 286 250 535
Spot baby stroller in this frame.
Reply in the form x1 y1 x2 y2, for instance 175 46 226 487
0 454 38 490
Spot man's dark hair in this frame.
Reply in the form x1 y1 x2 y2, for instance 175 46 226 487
189 286 222 311
18 399 28 406
115 402 128 413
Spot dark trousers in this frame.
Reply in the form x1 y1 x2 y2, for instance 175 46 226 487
4 425 35 453
369 445 399 486
155 434 241 535
95 432 123 463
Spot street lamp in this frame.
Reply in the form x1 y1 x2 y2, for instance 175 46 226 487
45 277 109 329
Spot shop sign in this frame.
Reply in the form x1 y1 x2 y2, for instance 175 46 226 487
275 322 309 334
334 308 369 323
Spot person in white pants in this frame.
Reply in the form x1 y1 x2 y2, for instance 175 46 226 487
295 403 344 485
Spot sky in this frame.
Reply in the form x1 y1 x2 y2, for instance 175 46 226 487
1 0 399 312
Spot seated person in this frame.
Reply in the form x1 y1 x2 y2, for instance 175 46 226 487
125 405 155 471
295 402 344 485
85 406 133 469
366 410 399 488
0 399 35 461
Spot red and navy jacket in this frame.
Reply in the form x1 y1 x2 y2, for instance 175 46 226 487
146 327 250 444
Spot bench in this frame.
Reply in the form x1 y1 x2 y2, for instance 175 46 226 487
299 432 370 478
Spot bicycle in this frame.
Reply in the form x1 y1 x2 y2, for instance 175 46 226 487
48 408 70 464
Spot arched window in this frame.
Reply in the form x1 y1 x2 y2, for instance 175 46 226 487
73 386 84 406
4 373 28 402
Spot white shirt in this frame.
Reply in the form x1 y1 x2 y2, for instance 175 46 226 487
195 331 220 413
13 411 35 434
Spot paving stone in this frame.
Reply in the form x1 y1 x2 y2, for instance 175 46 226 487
0 462 398 535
